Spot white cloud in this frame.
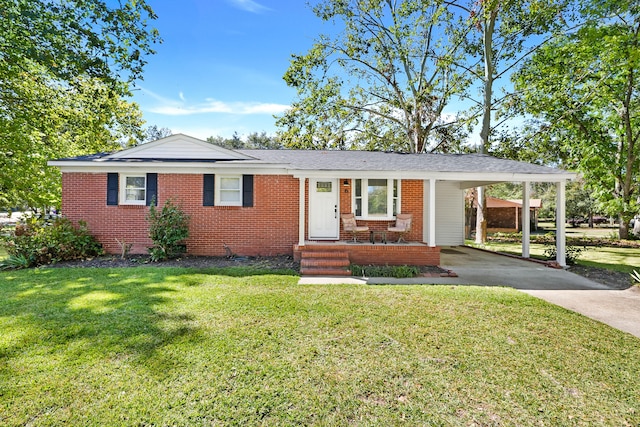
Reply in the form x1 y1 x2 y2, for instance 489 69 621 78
227 0 271 13
140 88 289 116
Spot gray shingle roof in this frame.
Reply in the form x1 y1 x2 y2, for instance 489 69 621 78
53 146 572 176
237 149 569 175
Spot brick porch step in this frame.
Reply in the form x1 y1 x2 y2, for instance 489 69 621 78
300 250 351 276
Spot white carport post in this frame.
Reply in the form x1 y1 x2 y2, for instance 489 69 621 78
522 182 531 258
427 178 436 247
298 177 306 246
556 180 567 267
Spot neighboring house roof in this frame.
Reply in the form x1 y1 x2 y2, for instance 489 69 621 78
486 197 542 209
507 198 542 209
48 134 576 184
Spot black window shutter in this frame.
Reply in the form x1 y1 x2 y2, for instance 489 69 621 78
146 173 158 206
203 174 215 206
242 175 254 207
107 173 119 205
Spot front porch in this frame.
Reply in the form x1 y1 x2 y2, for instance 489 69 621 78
294 241 441 276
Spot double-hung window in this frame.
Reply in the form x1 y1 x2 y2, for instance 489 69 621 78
354 178 399 219
121 175 146 205
217 176 242 206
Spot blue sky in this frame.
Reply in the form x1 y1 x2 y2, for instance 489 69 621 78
131 0 326 139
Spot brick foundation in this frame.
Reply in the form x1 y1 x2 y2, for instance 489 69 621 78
295 243 440 266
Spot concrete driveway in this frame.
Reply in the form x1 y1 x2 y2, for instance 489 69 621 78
439 246 640 338
301 246 640 338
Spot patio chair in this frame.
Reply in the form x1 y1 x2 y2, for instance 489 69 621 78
388 213 412 243
341 213 369 243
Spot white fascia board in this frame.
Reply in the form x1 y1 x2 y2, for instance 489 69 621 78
49 160 577 183
49 161 291 175
290 170 577 182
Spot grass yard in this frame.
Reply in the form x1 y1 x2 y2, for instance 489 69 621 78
1 267 639 426
474 241 640 274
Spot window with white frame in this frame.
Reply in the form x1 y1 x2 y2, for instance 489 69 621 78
216 175 242 206
354 178 399 218
120 175 146 205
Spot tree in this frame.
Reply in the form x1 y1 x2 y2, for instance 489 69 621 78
140 125 173 145
0 0 160 210
276 0 471 153
207 132 244 149
453 0 570 243
512 1 640 238
246 132 284 149
206 132 283 150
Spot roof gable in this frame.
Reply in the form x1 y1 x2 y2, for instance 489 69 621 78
107 134 254 160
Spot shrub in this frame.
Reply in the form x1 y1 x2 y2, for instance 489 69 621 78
0 217 103 269
543 243 586 265
350 264 420 278
146 198 190 262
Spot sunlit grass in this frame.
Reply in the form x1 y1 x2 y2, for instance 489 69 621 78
1 267 639 426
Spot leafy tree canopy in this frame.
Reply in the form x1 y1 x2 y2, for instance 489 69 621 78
207 132 283 150
276 0 473 153
510 0 640 237
0 0 160 210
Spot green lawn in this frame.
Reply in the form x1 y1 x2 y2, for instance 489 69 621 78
474 241 640 274
1 267 639 425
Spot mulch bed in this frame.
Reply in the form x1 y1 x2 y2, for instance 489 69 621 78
46 255 301 271
41 255 634 289
567 264 633 290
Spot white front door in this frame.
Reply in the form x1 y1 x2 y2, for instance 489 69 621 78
309 179 339 240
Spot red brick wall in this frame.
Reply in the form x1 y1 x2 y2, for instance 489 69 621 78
62 173 299 256
487 207 518 230
62 174 428 256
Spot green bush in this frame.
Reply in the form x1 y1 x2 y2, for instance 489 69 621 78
146 198 190 262
350 264 420 278
543 243 586 265
0 217 103 269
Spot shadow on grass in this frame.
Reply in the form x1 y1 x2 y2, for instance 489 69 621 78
191 266 299 278
0 268 215 377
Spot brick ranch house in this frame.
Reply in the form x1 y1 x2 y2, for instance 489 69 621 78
468 195 543 233
49 134 576 269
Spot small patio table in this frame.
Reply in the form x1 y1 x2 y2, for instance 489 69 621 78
369 230 387 244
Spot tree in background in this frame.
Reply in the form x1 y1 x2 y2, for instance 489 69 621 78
452 0 570 243
511 0 640 238
0 0 160 210
141 126 173 145
276 0 472 153
207 132 283 150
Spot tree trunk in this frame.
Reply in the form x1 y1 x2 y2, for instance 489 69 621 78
474 10 497 245
619 215 630 239
475 186 487 244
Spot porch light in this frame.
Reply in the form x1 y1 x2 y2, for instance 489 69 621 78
343 179 350 186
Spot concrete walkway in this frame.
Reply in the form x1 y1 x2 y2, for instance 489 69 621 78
299 246 640 338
